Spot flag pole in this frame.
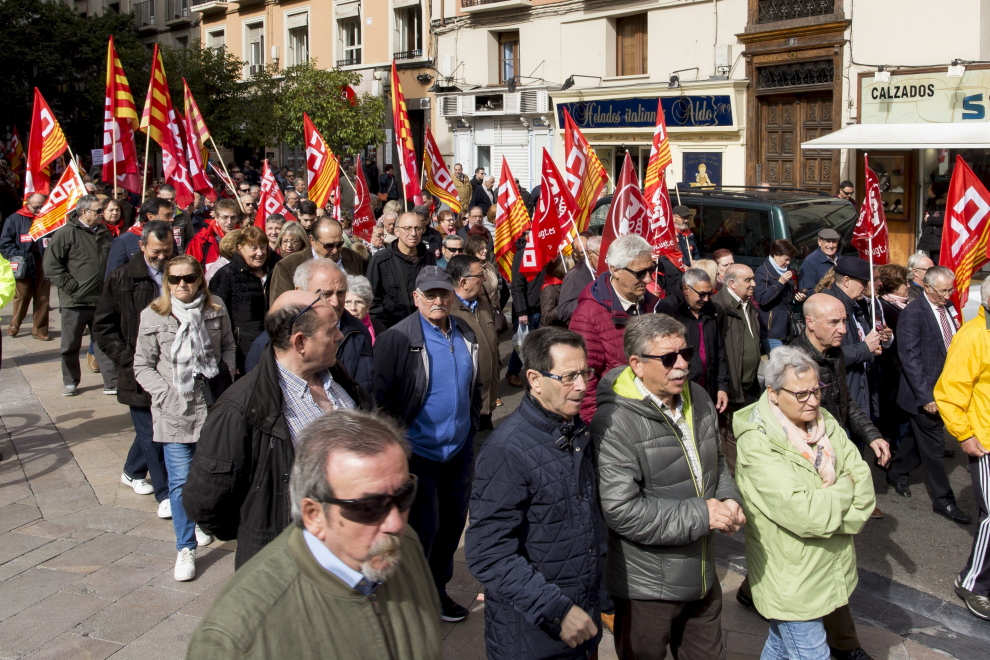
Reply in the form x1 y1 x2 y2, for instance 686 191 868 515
112 121 118 199
868 236 876 329
340 159 357 194
141 128 151 203
209 135 245 213
670 166 682 205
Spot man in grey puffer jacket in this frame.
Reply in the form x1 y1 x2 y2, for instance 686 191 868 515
592 313 744 660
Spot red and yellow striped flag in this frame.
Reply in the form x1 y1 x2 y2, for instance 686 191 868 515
25 88 68 198
103 36 141 192
644 98 672 191
303 113 339 210
390 62 421 201
563 109 607 233
107 36 139 130
494 157 531 281
140 45 173 149
182 80 215 199
7 126 23 175
423 127 461 214
29 159 85 240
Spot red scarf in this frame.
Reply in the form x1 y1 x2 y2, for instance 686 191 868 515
127 222 143 236
15 207 35 219
676 226 693 238
106 223 121 238
542 275 563 290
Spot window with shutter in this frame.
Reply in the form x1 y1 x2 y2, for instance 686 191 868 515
499 32 519 84
616 14 647 76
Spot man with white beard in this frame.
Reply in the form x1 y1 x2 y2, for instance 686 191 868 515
185 411 443 659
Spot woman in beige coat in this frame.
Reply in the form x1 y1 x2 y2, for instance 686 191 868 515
133 255 235 582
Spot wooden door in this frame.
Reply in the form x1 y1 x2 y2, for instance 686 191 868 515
760 96 798 187
801 93 834 192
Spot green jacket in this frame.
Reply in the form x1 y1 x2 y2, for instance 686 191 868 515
186 526 443 660
42 216 112 307
732 394 875 621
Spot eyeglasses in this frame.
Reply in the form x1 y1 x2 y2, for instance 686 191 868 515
319 475 418 524
417 289 451 303
538 368 594 387
318 240 345 251
687 284 713 300
397 225 423 233
779 382 827 403
621 263 658 280
289 290 325 334
217 214 238 221
281 239 304 248
446 247 464 254
167 274 199 285
928 285 955 297
640 347 695 368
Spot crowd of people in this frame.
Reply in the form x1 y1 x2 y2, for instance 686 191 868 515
3 158 990 660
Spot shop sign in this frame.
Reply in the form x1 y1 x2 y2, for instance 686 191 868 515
557 95 733 130
683 152 722 187
861 70 990 124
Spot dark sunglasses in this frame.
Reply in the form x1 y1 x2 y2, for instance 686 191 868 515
167 274 199 285
289 290 325 334
318 240 345 251
641 346 695 368
687 284 713 300
320 475 418 524
446 247 464 254
622 263 658 280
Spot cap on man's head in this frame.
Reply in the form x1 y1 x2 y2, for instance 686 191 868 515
672 205 693 218
818 228 841 241
415 265 454 292
833 256 871 282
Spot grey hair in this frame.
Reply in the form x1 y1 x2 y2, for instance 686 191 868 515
586 235 602 252
765 346 820 393
382 210 398 224
981 279 990 307
681 268 711 289
923 265 954 287
623 313 686 360
907 252 929 271
442 234 463 248
606 234 653 270
293 257 345 291
77 194 101 211
140 220 173 244
484 175 495 184
347 275 373 305
289 411 410 527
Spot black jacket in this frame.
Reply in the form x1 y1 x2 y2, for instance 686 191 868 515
676 232 700 265
753 258 796 340
0 210 45 280
896 295 952 413
43 216 113 307
366 240 436 328
510 237 544 317
208 253 272 375
655 289 729 402
93 253 161 408
469 185 495 216
822 284 877 417
877 298 905 417
555 264 595 326
789 331 881 444
465 394 604 660
917 197 945 251
183 346 371 568
422 226 444 261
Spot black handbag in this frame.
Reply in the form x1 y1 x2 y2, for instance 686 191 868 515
195 361 233 409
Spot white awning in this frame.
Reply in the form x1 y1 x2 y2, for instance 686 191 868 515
801 123 990 150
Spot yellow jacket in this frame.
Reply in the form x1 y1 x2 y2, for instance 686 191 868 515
934 305 990 450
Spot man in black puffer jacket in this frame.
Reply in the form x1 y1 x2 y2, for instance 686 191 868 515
466 327 605 659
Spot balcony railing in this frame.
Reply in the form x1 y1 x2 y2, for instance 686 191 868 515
134 0 155 28
337 55 362 67
166 0 190 21
393 49 422 61
461 0 512 6
757 0 835 24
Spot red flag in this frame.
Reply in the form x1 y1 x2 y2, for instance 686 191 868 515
255 160 297 228
352 156 376 241
597 152 655 276
539 152 579 255
182 80 216 201
303 113 339 209
25 88 68 198
165 109 196 209
519 150 567 281
563 109 607 233
103 36 141 194
390 61 422 203
494 158 531 281
423 127 461 214
938 156 990 315
7 126 24 175
851 154 890 266
211 162 236 197
29 159 86 240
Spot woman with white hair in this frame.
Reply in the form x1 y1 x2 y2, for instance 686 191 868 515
732 347 875 660
344 275 385 343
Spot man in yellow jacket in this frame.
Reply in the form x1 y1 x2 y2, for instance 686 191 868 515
934 279 990 621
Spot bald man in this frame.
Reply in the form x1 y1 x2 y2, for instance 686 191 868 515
183 289 372 567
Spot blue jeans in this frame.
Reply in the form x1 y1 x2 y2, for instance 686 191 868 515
762 338 784 353
507 312 541 376
762 619 829 660
123 407 169 502
162 442 197 552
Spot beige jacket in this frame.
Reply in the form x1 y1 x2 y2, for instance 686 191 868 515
133 302 236 443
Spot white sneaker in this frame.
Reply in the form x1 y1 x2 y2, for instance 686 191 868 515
195 525 214 547
157 499 172 519
121 473 155 495
174 548 196 581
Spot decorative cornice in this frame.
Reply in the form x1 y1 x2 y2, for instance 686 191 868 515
736 18 850 44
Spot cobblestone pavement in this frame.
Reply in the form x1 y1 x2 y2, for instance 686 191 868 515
0 301 984 659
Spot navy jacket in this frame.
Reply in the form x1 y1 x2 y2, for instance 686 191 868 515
753 258 796 340
797 248 837 297
655 289 729 402
0 210 45 280
243 308 374 394
465 393 604 660
106 231 141 277
469 184 495 216
896 295 952 414
676 232 700 264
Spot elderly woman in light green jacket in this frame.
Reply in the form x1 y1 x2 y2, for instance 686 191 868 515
732 346 875 660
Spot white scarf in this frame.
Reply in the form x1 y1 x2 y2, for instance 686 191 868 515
170 294 218 396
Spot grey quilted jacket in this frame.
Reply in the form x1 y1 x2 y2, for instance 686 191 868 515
591 366 740 602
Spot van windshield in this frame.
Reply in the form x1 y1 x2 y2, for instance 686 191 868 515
782 200 858 259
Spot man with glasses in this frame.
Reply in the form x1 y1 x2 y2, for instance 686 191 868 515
156 184 196 255
285 189 301 216
186 411 443 659
367 211 437 328
368 224 386 255
466 327 603 659
436 235 463 269
188 198 240 269
458 205 495 253
887 265 971 523
239 193 257 221
657 267 729 411
593 313 743 659
906 252 934 302
1 192 51 340
556 235 601 326
269 217 364 305
570 234 660 422
184 289 372 568
373 266 482 624
43 195 114 396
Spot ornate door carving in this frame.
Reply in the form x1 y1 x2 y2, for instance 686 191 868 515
759 92 833 190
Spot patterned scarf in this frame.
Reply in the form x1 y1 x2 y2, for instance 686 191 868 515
768 397 836 487
882 293 908 310
170 294 218 396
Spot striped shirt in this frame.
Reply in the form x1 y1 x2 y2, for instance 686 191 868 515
276 359 355 445
634 376 704 494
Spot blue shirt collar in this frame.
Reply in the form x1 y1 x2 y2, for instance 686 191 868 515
419 311 457 339
456 294 477 313
302 529 379 595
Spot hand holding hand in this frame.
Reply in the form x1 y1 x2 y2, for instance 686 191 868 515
721 499 747 534
559 605 597 648
707 498 733 531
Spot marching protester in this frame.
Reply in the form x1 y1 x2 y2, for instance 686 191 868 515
539 254 574 328
275 221 309 258
713 248 734 289
184 289 371 568
203 229 242 284
463 234 500 308
754 239 804 354
436 234 463 269
156 184 196 255
264 213 286 253
594 314 742 658
106 197 175 273
876 264 911 449
799 229 841 297
187 198 241 268
186 412 443 658
345 275 385 344
506 233 544 388
133 255 236 581
367 211 437 328
672 206 700 266
373 266 482 623
269 218 362 304
43 195 113 397
556 235 601 326
466 327 603 659
906 252 933 301
1 192 50 340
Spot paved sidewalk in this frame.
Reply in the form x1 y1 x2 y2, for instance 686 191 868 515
0 304 975 659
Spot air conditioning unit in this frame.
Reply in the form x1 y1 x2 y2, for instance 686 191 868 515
503 93 520 114
439 96 459 117
519 89 549 114
461 95 474 116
